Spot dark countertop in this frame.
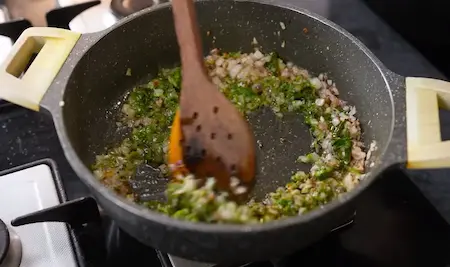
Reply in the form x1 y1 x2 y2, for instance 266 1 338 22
1 0 450 224
363 0 450 78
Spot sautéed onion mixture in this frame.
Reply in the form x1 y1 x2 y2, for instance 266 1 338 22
92 49 376 224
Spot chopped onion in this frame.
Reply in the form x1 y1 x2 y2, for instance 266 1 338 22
215 57 224 67
310 77 322 89
252 50 264 60
315 98 325 106
229 64 243 78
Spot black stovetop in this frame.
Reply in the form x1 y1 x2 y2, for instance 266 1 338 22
1 0 450 266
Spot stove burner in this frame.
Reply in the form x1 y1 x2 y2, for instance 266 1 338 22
0 220 22 267
0 219 9 264
110 0 164 17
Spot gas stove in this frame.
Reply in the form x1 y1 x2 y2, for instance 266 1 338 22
0 162 78 267
1 159 450 267
1 0 450 267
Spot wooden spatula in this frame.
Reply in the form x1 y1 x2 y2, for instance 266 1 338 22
168 0 256 195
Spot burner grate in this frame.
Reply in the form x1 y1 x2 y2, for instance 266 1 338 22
163 212 356 267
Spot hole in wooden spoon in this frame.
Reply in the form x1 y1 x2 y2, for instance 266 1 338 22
227 133 233 140
230 164 236 172
213 106 219 114
192 112 198 119
210 132 216 140
196 125 202 132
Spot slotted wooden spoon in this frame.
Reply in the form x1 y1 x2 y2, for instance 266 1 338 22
168 0 256 194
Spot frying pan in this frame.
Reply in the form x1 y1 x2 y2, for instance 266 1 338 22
1 0 450 263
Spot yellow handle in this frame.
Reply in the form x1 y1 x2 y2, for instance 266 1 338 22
0 27 80 111
406 77 450 168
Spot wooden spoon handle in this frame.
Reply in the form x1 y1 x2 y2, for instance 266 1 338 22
171 0 207 80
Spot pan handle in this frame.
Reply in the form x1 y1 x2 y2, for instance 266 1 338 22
0 27 80 111
406 77 450 169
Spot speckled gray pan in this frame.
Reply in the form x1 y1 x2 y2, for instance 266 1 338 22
2 0 411 264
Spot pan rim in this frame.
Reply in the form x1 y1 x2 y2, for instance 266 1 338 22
57 0 395 234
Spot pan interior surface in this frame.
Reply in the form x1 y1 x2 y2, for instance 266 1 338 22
62 0 393 219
